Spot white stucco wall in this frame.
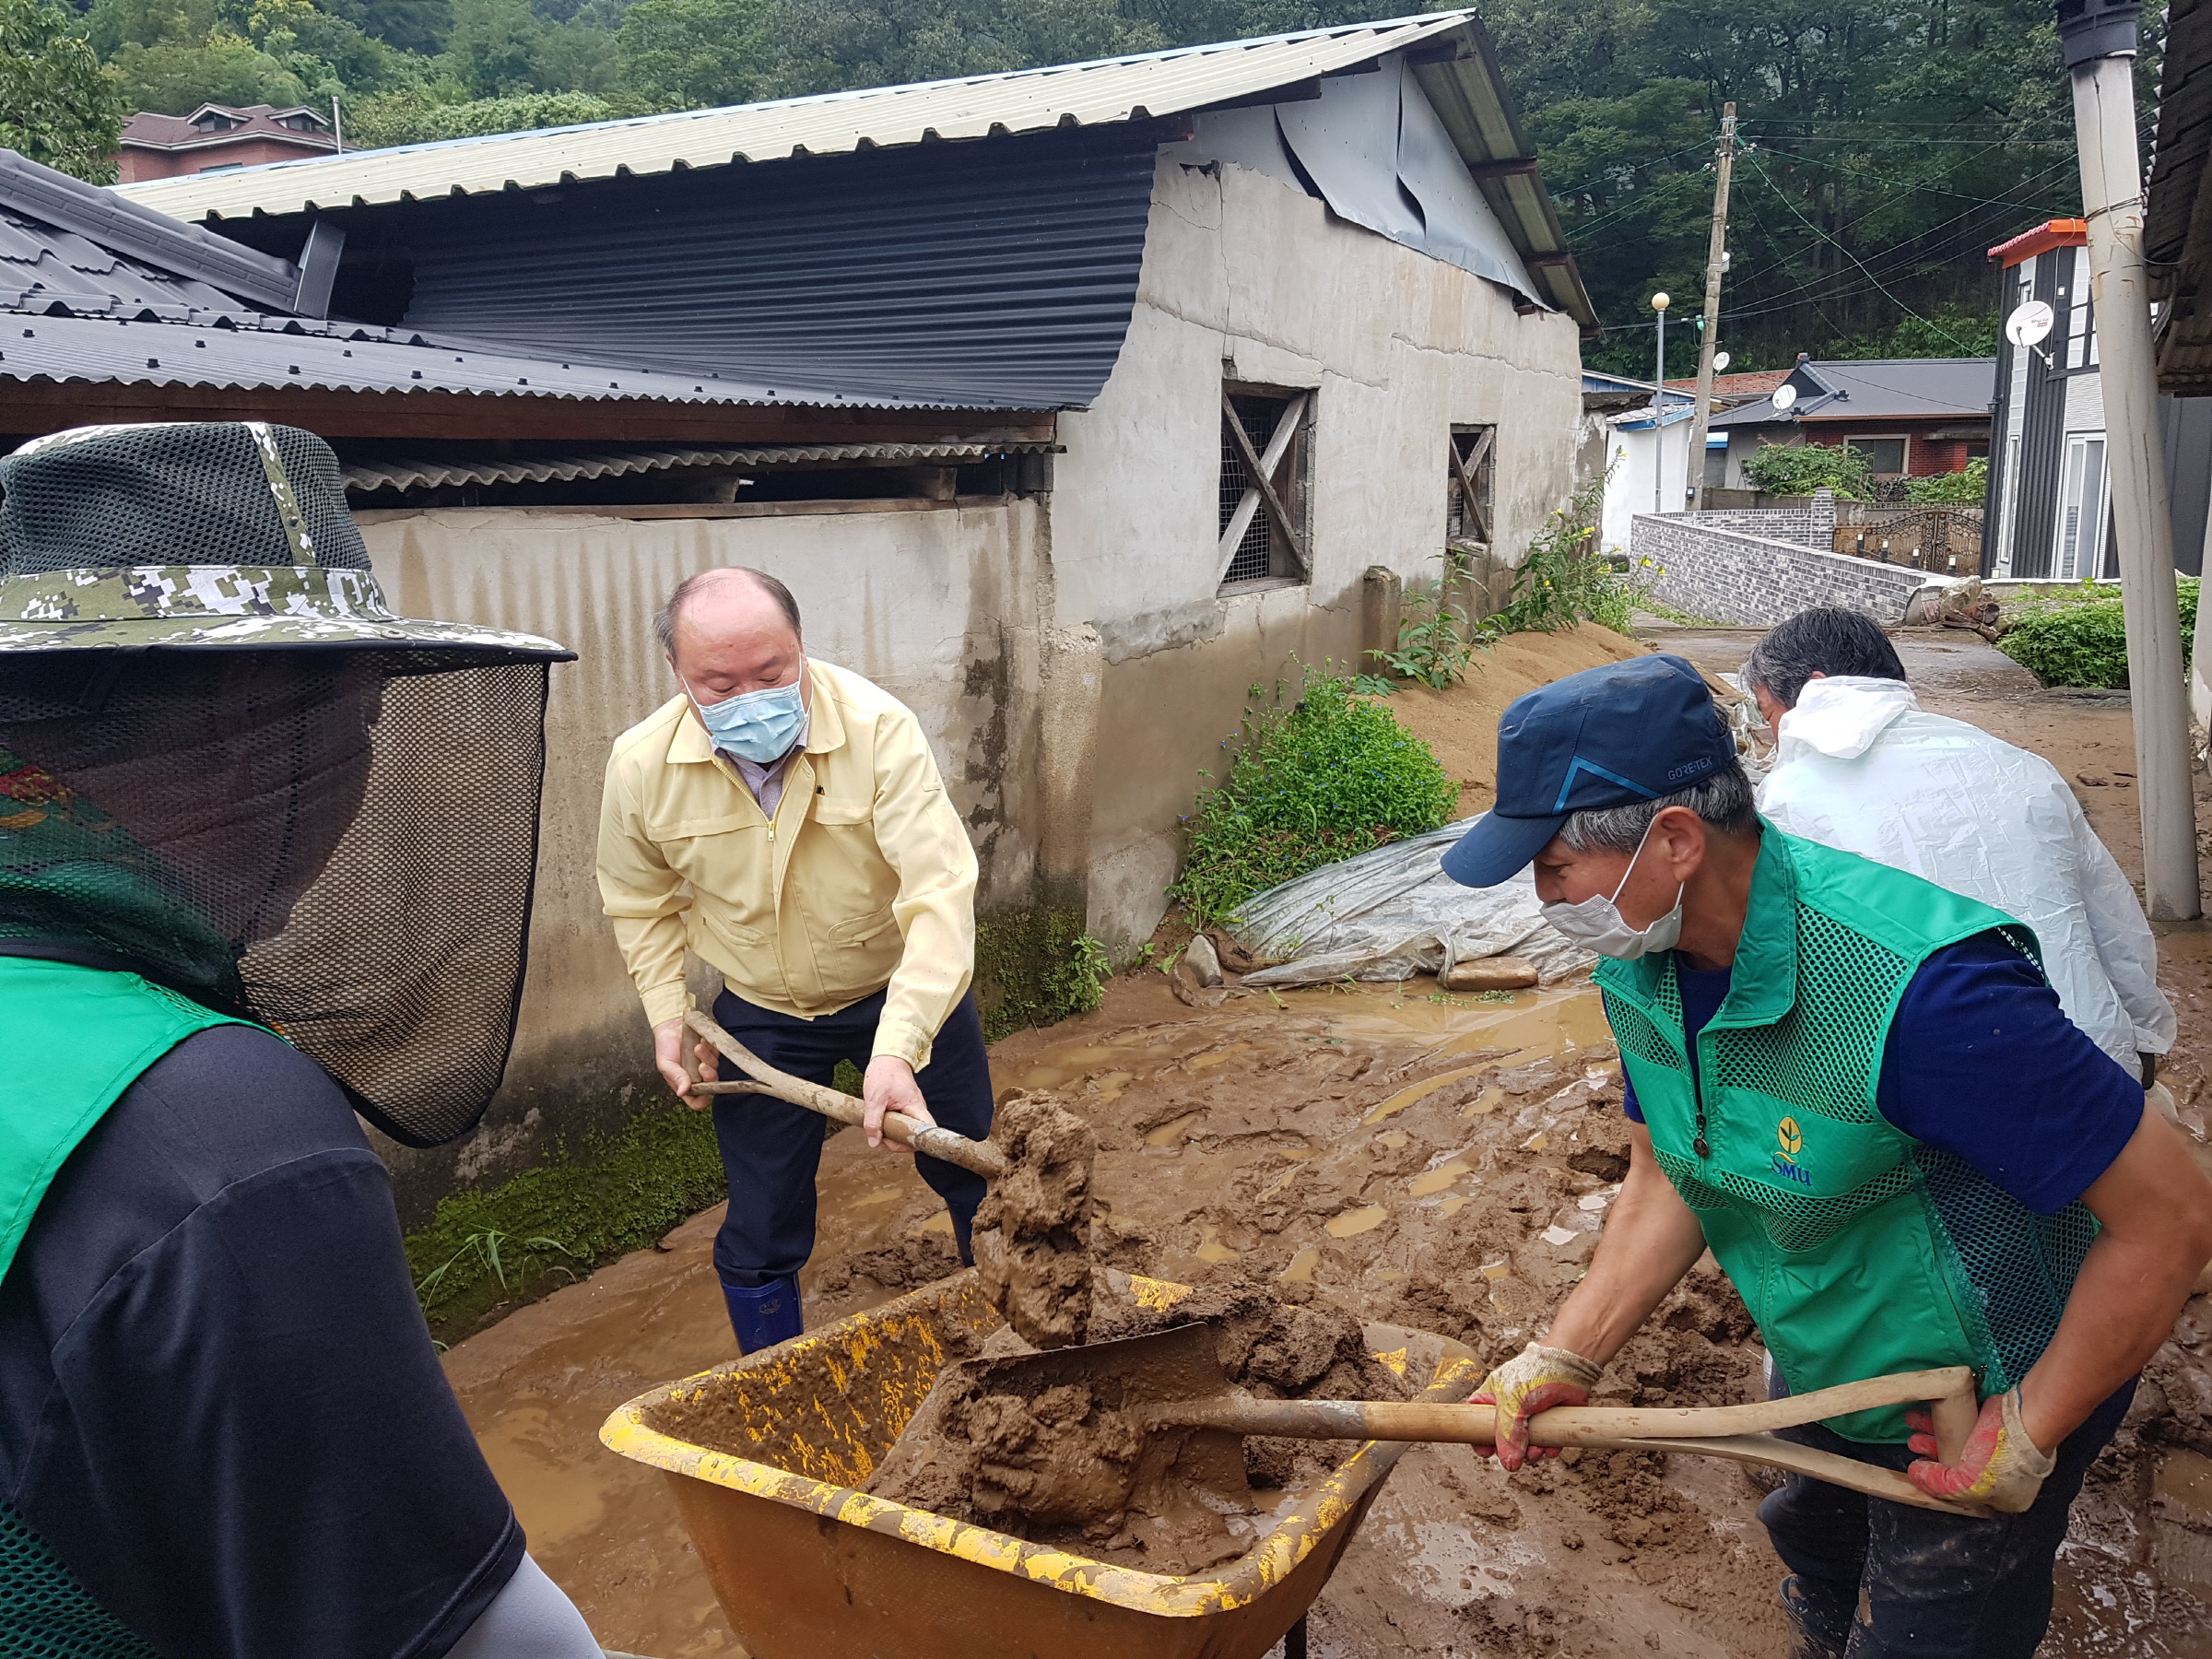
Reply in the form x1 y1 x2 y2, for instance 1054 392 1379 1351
1048 154 1583 947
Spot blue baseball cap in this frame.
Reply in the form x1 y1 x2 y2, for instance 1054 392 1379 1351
1441 653 1735 888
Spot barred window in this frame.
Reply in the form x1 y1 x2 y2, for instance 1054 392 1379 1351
1218 387 1310 589
1447 427 1494 543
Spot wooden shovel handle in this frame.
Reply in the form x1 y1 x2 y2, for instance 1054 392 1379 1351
1152 1366 1988 1515
682 1009 1007 1180
1157 1365 1975 1445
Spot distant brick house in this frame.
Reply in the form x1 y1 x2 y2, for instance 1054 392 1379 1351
1707 356 1995 488
115 104 346 183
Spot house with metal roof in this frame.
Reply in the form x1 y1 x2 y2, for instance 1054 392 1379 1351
51 12 1594 1199
1707 356 1995 490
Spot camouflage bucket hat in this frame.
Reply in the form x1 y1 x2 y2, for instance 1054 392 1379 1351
0 422 568 660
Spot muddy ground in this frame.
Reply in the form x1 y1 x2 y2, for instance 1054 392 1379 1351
444 624 2212 1658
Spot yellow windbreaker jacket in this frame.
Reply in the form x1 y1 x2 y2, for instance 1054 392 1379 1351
596 660 978 1069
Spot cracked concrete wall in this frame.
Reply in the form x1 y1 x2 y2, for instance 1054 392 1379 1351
357 500 1043 1221
1049 154 1584 953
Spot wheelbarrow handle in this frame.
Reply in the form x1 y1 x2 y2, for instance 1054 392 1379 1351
1149 1365 1988 1517
681 1009 1008 1181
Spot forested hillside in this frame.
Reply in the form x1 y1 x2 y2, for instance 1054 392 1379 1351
0 0 2144 366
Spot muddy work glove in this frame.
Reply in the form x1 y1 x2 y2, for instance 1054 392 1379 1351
1904 1387 2055 1513
1472 1341 1604 1471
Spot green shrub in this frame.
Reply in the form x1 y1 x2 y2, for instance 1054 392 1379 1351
1902 456 1988 505
1487 473 1647 636
1169 666 1458 927
1742 442 1873 500
1995 578 2199 688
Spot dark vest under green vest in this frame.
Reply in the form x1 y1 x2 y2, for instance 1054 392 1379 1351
0 956 248 1657
1595 827 2099 1443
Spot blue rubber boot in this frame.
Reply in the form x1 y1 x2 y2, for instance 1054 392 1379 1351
721 1275 804 1355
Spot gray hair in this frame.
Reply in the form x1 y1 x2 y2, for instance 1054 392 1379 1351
1559 762 1759 853
1741 606 1906 710
654 567 803 654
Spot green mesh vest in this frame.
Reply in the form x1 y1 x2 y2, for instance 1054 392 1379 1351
0 957 247 1657
1594 827 2100 1443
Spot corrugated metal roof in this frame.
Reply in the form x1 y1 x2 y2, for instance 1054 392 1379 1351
0 205 243 319
119 14 1475 221
2 148 305 312
385 127 1159 408
342 439 1053 491
0 311 834 405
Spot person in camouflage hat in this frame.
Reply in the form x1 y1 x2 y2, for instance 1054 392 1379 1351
0 422 608 1658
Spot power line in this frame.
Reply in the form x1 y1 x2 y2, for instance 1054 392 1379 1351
1736 150 1987 353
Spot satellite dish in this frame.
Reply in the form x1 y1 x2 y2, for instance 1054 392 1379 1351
1772 383 1798 412
1713 351 1732 372
2006 300 2055 347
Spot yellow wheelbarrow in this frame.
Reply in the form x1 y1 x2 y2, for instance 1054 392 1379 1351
600 1270 1479 1659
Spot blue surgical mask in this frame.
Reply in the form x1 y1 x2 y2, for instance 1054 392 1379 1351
685 672 808 764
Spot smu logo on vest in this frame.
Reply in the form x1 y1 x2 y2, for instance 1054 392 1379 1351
1771 1116 1812 1185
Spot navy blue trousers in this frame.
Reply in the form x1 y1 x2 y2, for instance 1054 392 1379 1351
710 985 995 1286
1759 1377 2133 1658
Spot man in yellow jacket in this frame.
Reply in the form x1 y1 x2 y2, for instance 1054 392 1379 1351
597 566 993 1352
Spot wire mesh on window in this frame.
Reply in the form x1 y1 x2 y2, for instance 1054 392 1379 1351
0 648 549 1148
1219 400 1285 584
1446 429 1494 541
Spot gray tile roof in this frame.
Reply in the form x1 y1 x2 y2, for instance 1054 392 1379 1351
1711 358 1996 428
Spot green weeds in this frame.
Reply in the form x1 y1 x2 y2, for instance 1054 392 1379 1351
1168 665 1457 930
1996 578 2199 689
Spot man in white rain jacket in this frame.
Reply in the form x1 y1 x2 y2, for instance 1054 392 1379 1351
1743 606 2174 1084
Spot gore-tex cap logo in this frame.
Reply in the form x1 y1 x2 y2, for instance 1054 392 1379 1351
1665 756 1717 784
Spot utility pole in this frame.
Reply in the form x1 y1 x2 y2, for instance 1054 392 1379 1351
2057 0 2201 919
1651 291 1670 512
1685 102 1737 511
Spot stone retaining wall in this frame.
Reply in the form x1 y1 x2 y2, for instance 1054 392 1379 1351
1676 489 1836 550
1630 509 1927 627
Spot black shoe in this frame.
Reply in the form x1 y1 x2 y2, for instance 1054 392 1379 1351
1779 1574 1849 1659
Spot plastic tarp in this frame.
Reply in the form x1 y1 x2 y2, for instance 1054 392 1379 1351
1174 59 1543 309
1223 818 1595 988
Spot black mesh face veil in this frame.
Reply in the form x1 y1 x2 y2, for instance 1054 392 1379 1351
0 648 552 1148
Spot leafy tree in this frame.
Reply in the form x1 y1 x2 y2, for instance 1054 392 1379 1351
344 81 609 142
107 36 310 110
612 0 766 107
1902 456 1989 504
1742 441 1875 499
0 0 125 179
440 0 544 93
352 0 451 54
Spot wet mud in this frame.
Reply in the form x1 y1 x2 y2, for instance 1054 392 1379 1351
864 1273 1412 1572
968 1092 1098 1347
443 625 2212 1657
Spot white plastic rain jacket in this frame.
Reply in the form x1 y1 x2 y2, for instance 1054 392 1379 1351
1757 676 2175 1073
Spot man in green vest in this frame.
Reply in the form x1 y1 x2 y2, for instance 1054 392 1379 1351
0 423 608 1657
1440 653 2212 1658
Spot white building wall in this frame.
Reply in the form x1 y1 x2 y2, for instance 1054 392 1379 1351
1050 153 1583 947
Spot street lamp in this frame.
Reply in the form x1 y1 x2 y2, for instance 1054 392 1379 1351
1652 291 1671 511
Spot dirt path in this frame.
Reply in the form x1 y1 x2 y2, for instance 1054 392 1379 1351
443 623 2212 1659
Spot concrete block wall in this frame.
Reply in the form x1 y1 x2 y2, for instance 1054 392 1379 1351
1630 510 1925 627
1676 489 1835 550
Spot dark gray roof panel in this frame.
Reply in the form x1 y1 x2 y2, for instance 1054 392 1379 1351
389 127 1160 409
0 311 818 405
1711 357 1995 428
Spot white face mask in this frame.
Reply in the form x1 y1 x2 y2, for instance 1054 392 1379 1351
1540 820 1685 959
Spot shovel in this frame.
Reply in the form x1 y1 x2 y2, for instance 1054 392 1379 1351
681 1008 1007 1179
946 1324 1993 1519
